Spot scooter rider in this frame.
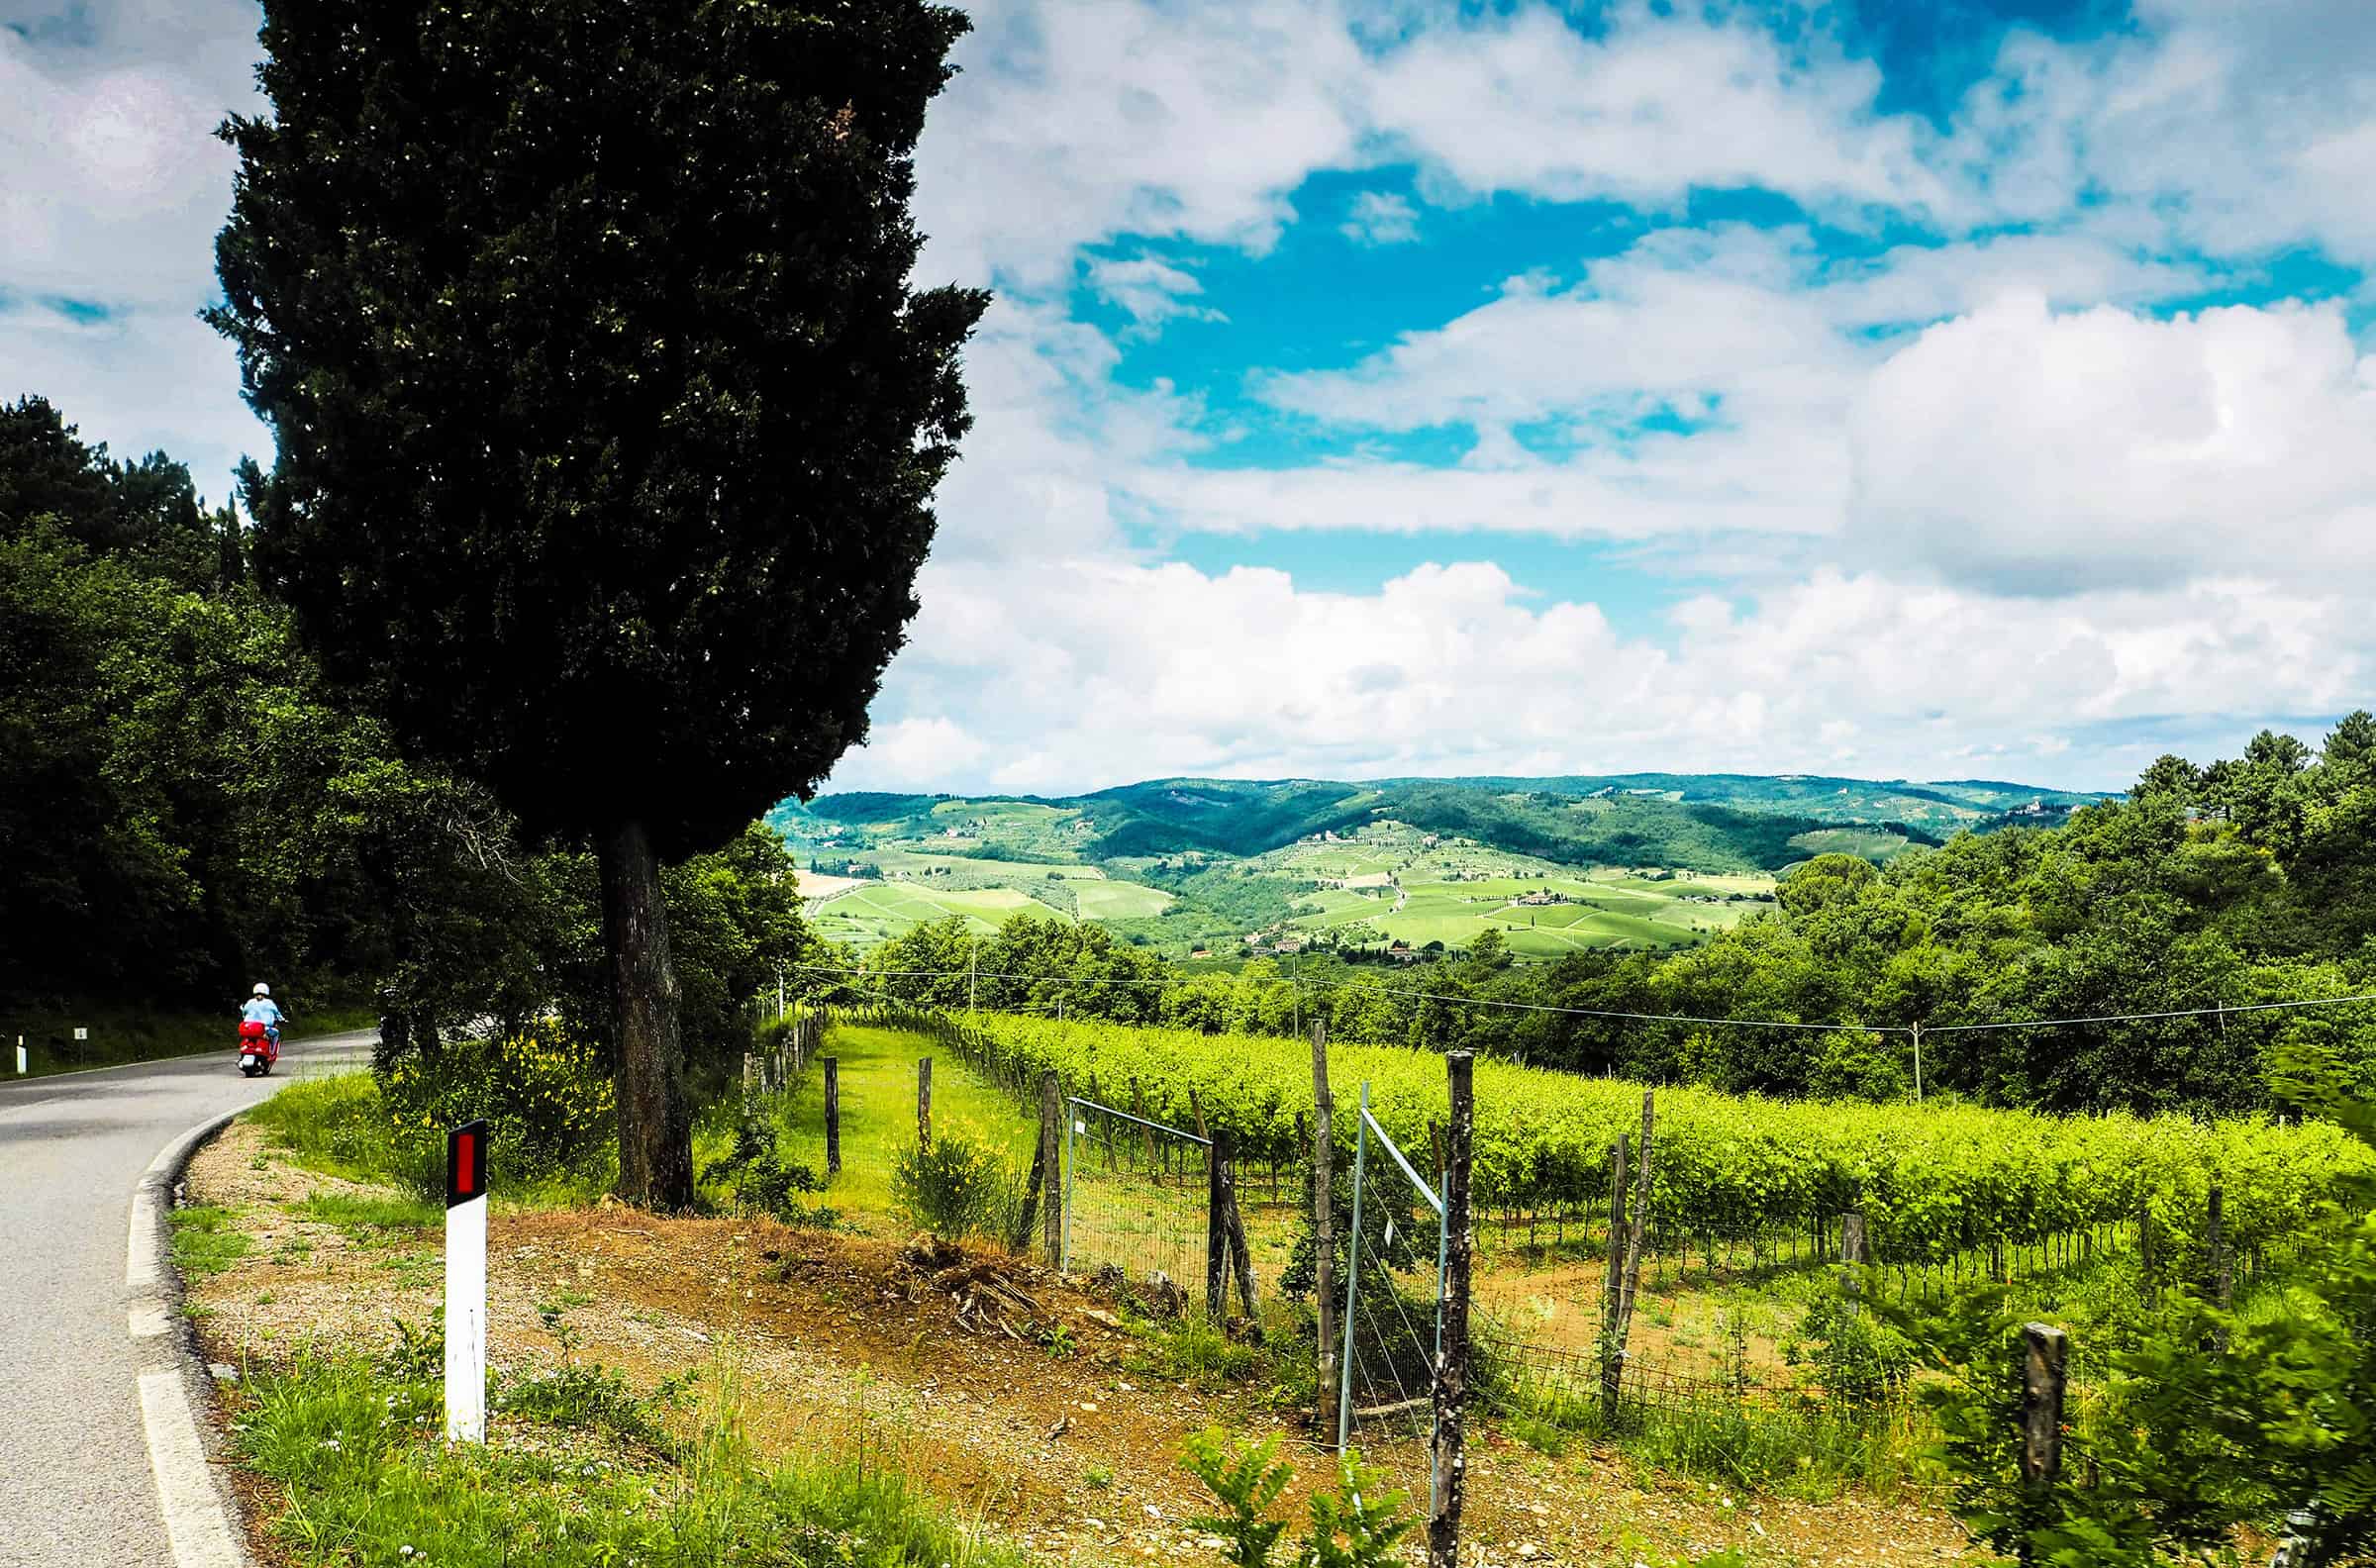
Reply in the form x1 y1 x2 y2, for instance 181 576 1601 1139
242 982 285 1046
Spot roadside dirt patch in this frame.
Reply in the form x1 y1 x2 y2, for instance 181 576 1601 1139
185 1121 1973 1568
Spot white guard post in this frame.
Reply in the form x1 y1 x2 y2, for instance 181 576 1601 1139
445 1119 490 1442
13 1036 24 1075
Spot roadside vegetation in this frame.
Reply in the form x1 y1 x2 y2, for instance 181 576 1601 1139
232 1349 1032 1568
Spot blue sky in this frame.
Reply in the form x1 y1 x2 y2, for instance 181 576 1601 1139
7 0 2375 795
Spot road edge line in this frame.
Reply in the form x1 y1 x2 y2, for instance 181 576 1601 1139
128 1110 256 1568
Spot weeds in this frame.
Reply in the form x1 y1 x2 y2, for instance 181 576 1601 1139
1179 1429 1412 1568
168 1205 254 1280
893 1128 1023 1244
230 1350 1035 1568
298 1190 441 1242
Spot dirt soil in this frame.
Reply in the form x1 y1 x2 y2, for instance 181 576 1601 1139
184 1122 1972 1568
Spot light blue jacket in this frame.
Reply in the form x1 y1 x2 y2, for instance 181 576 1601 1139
242 998 284 1027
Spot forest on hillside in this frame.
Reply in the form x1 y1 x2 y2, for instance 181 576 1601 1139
852 718 2376 1120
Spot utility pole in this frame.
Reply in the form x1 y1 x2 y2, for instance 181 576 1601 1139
968 932 977 1019
1912 1021 1925 1104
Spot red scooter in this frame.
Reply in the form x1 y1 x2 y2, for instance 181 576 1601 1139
237 1021 279 1077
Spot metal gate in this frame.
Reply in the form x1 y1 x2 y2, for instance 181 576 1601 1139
1339 1082 1448 1454
1062 1095 1213 1306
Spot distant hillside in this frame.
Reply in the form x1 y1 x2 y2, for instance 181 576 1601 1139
767 771 2110 955
775 771 2105 874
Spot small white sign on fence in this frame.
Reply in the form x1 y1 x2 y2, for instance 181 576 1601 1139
72 1027 87 1041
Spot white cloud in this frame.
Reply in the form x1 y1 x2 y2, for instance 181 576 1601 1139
1944 1 2376 263
915 0 1370 289
1341 190 1418 245
1847 295 2376 593
848 716 990 781
913 0 1973 293
1083 254 1224 331
830 555 2369 794
0 305 266 499
1253 227 1851 434
0 13 257 308
1367 3 1950 220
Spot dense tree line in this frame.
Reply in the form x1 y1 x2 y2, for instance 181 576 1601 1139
862 721 2376 1118
0 397 808 1084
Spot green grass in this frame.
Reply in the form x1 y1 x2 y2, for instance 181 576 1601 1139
298 1191 442 1242
233 1352 1037 1568
763 1025 1039 1233
1071 880 1174 919
169 1205 256 1280
247 1073 612 1210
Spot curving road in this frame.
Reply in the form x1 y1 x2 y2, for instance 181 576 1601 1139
0 1031 375 1568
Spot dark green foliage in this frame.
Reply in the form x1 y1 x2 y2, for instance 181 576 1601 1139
210 0 986 855
1917 1048 2376 1568
704 1106 829 1223
1785 1289 1915 1408
212 0 986 1209
0 417 549 1013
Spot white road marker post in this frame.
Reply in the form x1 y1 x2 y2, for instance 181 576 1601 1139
14 1035 24 1075
445 1119 490 1443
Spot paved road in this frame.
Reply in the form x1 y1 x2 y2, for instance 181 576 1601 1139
0 1031 375 1568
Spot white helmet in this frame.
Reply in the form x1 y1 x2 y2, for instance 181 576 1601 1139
252 983 270 997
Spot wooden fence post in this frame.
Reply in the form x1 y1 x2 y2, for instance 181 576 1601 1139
1428 1051 1474 1568
1040 1070 1062 1268
1599 1131 1631 1423
1207 1129 1231 1319
1840 1211 1868 1312
2206 1182 2229 1306
2138 1199 2157 1310
1622 1091 1653 1321
918 1057 933 1149
823 1056 842 1175
1312 1023 1338 1447
2022 1322 2068 1508
1224 1158 1262 1336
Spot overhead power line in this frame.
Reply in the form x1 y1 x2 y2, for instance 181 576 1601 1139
1921 993 2376 1034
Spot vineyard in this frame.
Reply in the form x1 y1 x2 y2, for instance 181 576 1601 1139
929 1012 2368 1266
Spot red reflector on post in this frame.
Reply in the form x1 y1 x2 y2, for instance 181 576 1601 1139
446 1120 489 1208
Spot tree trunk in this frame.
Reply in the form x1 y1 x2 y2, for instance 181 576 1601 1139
597 818 693 1210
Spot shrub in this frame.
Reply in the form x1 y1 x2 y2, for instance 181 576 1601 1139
1785 1288 1915 1408
891 1129 1019 1243
379 1025 616 1183
1180 1429 1411 1568
703 1107 826 1222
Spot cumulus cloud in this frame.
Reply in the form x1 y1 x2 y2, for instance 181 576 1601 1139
1341 191 1418 245
1367 3 1950 219
1847 295 2376 594
832 555 2367 793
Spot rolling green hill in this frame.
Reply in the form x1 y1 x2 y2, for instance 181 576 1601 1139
769 769 2107 954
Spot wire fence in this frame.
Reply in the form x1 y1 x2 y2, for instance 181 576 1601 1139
1340 1090 1446 1452
1061 1094 1213 1311
807 1002 2278 1489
